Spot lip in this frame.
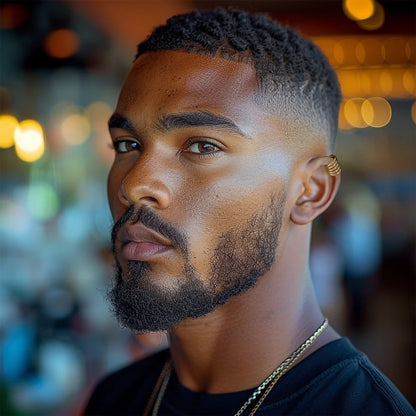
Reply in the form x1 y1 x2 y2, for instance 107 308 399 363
122 241 172 261
117 223 173 261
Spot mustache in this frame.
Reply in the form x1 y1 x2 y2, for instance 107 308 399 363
111 205 189 256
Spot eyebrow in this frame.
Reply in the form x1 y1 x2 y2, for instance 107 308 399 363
157 111 247 137
108 114 139 135
108 111 248 138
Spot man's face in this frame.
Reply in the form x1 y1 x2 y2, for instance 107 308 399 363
107 51 296 332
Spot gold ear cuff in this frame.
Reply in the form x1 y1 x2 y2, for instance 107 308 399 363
325 155 341 176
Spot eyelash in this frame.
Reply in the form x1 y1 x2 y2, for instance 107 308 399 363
110 137 223 159
183 138 222 158
111 139 140 154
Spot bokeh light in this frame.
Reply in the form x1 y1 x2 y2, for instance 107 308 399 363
14 119 45 162
379 71 393 95
343 0 375 21
84 101 112 131
27 182 60 221
333 38 359 66
405 38 416 62
360 71 373 96
355 42 366 64
356 1 385 31
343 97 367 128
85 101 114 164
0 3 27 29
411 101 416 125
382 37 408 65
0 114 19 148
402 70 415 95
60 114 91 145
333 42 345 65
361 97 392 128
44 29 80 59
359 38 384 65
337 70 361 97
338 101 353 130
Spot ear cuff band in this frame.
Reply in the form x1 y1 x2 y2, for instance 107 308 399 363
325 155 341 176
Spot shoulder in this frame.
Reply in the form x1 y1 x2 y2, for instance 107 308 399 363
341 353 415 415
265 339 415 415
83 348 169 415
313 346 413 414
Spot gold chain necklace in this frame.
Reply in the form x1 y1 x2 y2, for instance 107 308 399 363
145 318 328 416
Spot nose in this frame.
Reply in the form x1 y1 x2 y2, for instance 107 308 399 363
118 154 172 210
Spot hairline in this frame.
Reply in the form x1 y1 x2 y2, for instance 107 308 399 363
136 47 333 150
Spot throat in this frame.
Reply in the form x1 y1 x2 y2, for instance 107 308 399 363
147 318 329 416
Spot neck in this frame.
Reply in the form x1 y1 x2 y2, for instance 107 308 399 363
167 224 340 394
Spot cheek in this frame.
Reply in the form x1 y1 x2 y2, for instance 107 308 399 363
182 151 290 223
178 159 288 272
194 153 288 207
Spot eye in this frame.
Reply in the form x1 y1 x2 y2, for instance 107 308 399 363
186 141 221 155
113 139 140 154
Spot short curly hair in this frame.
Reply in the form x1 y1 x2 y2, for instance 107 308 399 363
136 9 341 149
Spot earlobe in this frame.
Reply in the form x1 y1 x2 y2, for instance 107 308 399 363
290 156 341 225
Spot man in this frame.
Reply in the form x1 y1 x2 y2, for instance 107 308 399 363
85 9 414 415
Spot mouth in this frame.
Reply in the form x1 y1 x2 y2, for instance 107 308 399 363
117 224 173 261
122 241 172 261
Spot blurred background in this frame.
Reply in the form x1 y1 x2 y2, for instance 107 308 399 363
0 0 415 414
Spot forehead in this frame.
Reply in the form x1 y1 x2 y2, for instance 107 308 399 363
116 50 270 137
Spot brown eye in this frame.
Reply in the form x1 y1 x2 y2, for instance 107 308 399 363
187 141 220 154
114 140 139 153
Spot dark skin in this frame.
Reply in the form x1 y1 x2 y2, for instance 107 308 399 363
108 50 341 394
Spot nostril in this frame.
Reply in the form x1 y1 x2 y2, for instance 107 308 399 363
142 196 158 203
118 186 130 207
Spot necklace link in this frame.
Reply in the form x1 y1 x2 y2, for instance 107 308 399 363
237 318 328 416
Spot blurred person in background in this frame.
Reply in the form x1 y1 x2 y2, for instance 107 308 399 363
330 175 383 330
84 9 415 416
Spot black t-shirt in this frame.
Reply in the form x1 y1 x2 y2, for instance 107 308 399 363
84 338 415 415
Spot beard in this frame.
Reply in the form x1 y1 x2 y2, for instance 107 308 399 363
107 193 285 332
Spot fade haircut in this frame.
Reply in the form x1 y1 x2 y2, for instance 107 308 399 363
135 8 341 149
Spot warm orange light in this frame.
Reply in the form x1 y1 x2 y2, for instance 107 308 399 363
333 42 345 65
411 101 416 125
312 38 338 67
0 4 27 29
359 38 384 65
405 38 415 62
356 1 385 30
44 29 80 59
14 119 45 162
337 70 361 97
336 68 416 98
343 98 367 128
359 71 373 96
334 38 360 66
355 42 366 64
382 37 408 65
343 0 375 21
403 70 415 95
338 101 353 130
379 71 393 95
361 97 391 128
0 114 19 148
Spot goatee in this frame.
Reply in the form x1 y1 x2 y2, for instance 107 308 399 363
107 193 284 332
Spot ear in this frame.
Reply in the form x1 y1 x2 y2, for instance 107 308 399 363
290 156 341 225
